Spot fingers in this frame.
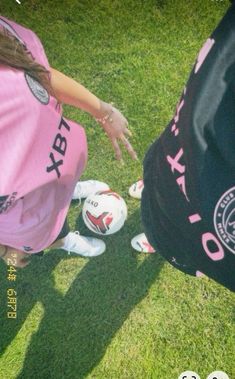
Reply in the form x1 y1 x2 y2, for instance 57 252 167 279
124 127 132 138
120 135 138 160
110 135 138 161
122 123 137 159
100 107 138 160
111 138 122 161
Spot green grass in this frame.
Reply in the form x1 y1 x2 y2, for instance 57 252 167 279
0 1 234 378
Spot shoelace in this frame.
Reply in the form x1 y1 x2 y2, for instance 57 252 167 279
75 198 82 209
73 183 82 208
67 231 80 255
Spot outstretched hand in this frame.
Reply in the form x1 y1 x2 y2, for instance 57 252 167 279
96 102 138 161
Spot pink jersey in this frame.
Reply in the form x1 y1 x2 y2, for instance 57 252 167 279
0 16 87 253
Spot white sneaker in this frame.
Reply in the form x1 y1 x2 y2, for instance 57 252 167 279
62 231 106 257
72 180 110 200
129 180 144 199
131 233 156 253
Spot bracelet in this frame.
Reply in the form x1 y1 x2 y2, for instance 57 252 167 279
0 246 8 258
95 109 114 125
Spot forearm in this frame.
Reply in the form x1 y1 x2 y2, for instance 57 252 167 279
50 68 109 118
50 68 137 161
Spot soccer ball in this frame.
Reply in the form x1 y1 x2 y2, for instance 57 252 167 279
82 190 128 235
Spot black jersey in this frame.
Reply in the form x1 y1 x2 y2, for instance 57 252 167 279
141 3 235 291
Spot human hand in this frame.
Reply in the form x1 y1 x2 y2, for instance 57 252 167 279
95 101 138 161
0 246 31 268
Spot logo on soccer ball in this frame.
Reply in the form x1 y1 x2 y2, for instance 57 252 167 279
82 191 127 235
214 186 235 255
85 211 113 234
25 73 49 105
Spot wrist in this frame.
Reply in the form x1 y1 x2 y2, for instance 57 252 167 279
94 101 113 124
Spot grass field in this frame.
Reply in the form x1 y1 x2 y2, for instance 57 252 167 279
0 1 234 378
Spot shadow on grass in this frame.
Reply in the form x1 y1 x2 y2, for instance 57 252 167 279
0 209 164 379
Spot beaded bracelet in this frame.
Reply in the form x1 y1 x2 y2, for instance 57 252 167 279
0 246 8 258
95 109 114 125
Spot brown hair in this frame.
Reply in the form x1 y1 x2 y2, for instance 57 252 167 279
0 27 53 95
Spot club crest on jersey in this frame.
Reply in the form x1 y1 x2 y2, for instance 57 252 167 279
25 73 49 105
214 186 235 255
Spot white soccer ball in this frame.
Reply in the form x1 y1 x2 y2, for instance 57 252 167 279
82 190 128 235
